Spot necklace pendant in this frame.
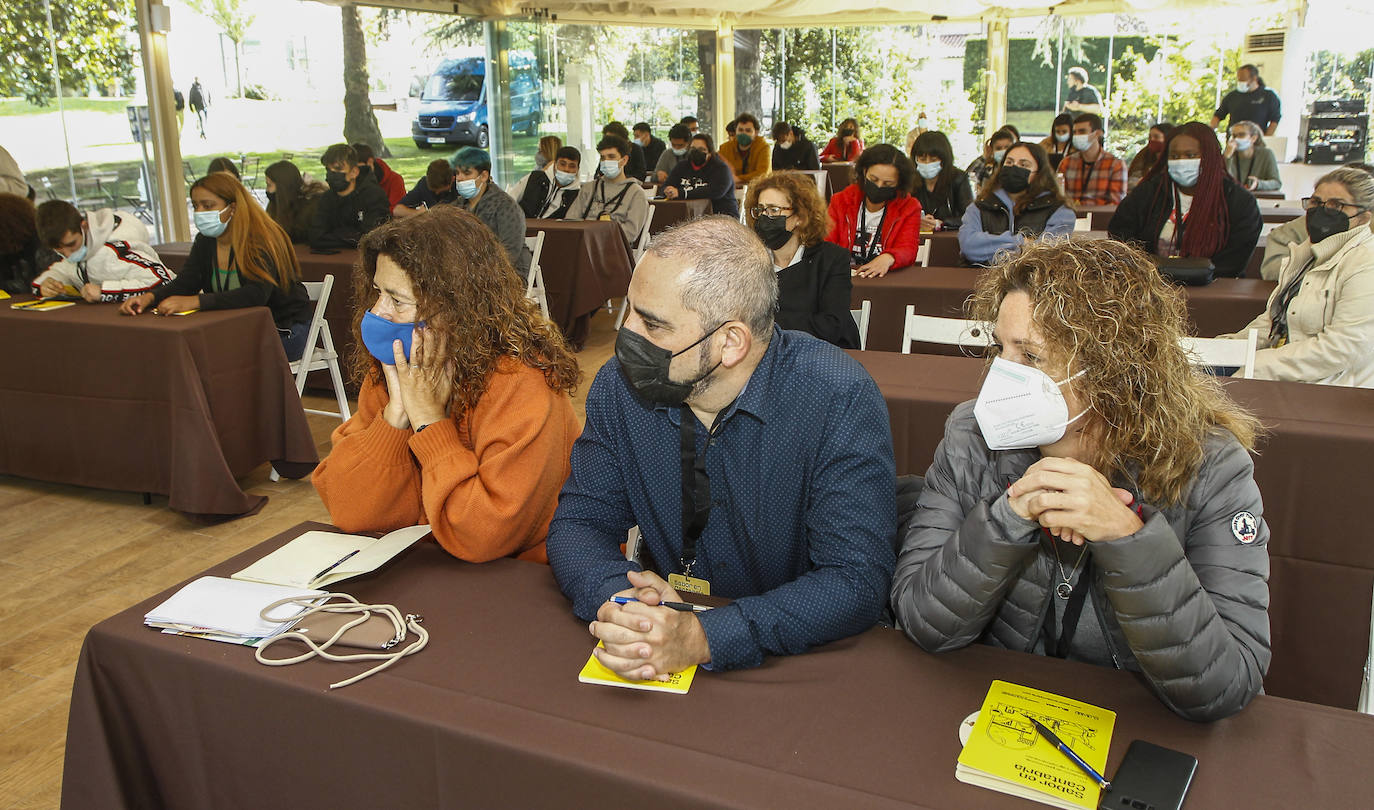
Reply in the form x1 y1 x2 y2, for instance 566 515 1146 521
1056 582 1073 600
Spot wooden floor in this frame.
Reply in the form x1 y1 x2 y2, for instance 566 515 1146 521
0 308 620 809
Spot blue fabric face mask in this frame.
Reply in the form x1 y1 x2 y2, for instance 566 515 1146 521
194 208 231 238
455 179 479 199
361 311 426 364
1167 158 1202 188
916 160 942 180
67 235 89 264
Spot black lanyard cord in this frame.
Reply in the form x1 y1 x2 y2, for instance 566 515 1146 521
678 408 715 576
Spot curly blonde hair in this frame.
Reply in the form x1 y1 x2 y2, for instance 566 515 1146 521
969 237 1262 505
350 206 581 419
743 170 828 247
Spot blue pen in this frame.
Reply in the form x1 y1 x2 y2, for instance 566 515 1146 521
608 595 710 613
1029 717 1111 791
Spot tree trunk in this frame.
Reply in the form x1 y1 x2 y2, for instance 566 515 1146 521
697 30 715 135
734 30 762 118
234 39 243 98
341 4 389 157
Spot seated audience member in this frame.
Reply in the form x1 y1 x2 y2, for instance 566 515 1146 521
820 117 864 163
1259 161 1374 281
633 123 666 176
313 206 581 563
655 124 691 184
565 135 651 247
826 144 922 278
890 237 1270 722
1040 113 1076 171
121 173 312 359
0 193 53 294
546 216 896 679
679 115 699 136
744 171 860 348
1108 121 1262 278
719 112 770 185
1219 167 1374 385
662 133 739 218
912 131 974 232
450 146 531 279
1127 123 1173 192
771 121 821 172
264 160 326 244
394 159 460 220
966 127 1017 188
1059 113 1127 206
725 119 738 139
959 142 1075 266
309 143 391 250
535 135 562 171
352 142 407 208
513 146 582 220
33 199 171 302
206 156 240 179
602 122 647 181
1224 121 1282 192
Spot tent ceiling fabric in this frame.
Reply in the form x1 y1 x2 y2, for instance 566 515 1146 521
339 0 1256 28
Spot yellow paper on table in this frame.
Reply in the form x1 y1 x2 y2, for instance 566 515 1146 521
955 680 1115 810
0 290 9 300
11 299 75 311
169 309 199 316
578 642 696 694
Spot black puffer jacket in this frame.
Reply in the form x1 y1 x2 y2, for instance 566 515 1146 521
890 401 1271 722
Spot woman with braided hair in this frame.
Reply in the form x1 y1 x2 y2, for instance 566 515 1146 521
1107 121 1262 278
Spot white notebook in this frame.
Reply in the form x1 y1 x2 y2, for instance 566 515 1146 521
144 576 325 640
231 525 432 590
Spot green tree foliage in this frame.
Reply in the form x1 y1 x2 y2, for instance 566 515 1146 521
186 0 255 98
964 35 1154 113
1106 37 1240 157
0 0 136 106
1306 48 1373 105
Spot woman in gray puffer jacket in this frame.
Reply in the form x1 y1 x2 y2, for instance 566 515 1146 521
890 238 1271 722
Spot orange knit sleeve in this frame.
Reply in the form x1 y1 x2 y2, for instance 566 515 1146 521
311 375 425 532
407 361 579 564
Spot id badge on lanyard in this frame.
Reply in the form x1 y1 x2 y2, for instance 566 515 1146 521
674 408 713 595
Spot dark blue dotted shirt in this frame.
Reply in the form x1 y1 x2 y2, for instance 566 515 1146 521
547 327 897 670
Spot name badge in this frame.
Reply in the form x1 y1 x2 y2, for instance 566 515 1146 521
668 573 711 595
598 213 612 222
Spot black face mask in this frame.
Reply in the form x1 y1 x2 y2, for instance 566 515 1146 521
326 171 350 193
615 323 723 406
689 149 708 167
373 163 384 183
1000 165 1031 194
864 180 898 205
840 128 856 137
1306 206 1353 244
265 191 277 203
754 214 792 250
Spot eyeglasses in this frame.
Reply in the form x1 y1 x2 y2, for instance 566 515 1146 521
749 205 793 218
1303 197 1365 213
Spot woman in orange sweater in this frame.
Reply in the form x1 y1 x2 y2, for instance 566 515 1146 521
312 206 581 563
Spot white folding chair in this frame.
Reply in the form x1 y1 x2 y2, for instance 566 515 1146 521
1073 214 1093 232
915 240 931 267
851 300 872 351
1179 329 1258 379
271 274 350 482
900 305 992 354
609 210 657 330
1361 579 1374 714
525 231 550 320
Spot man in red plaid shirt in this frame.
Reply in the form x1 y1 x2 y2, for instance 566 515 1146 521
1059 113 1127 206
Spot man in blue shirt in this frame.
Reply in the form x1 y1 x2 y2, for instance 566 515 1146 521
546 215 897 681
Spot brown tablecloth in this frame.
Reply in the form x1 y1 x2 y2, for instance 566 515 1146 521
527 219 635 348
649 198 712 235
1081 204 1302 230
851 349 1374 709
0 300 317 518
851 267 1275 353
62 520 1374 809
920 231 1269 278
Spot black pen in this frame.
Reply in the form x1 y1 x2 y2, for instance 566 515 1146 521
1029 717 1111 790
608 596 710 613
311 549 359 584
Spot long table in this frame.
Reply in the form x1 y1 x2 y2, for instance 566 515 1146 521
1079 204 1304 231
649 197 712 234
851 266 1275 353
922 229 1270 277
63 520 1374 809
851 350 1374 710
0 300 317 517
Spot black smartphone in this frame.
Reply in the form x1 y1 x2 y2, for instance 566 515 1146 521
1098 740 1197 810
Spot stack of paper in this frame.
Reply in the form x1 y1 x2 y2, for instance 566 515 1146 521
144 576 325 645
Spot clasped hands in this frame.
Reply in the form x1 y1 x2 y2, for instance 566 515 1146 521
1006 457 1144 545
589 570 711 681
380 328 452 431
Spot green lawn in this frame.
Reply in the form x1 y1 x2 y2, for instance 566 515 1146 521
0 97 133 116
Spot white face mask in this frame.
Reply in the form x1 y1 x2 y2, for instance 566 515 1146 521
1233 136 1253 151
1071 133 1096 152
974 356 1088 450
778 140 793 150
1236 80 1252 93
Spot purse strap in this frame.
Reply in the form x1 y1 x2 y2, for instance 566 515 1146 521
254 592 428 689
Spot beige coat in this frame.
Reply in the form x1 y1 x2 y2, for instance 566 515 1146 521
1223 225 1374 386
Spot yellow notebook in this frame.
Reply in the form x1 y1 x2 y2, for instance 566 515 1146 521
955 680 1115 810
577 642 696 694
12 299 75 311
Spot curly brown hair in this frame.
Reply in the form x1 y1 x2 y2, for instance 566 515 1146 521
350 205 581 419
742 170 828 247
969 237 1262 506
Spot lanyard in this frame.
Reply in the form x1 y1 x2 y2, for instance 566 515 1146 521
1231 152 1253 183
213 246 238 293
1270 256 1317 343
580 179 633 220
1041 553 1094 658
1075 158 1098 199
678 408 714 577
856 204 889 263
